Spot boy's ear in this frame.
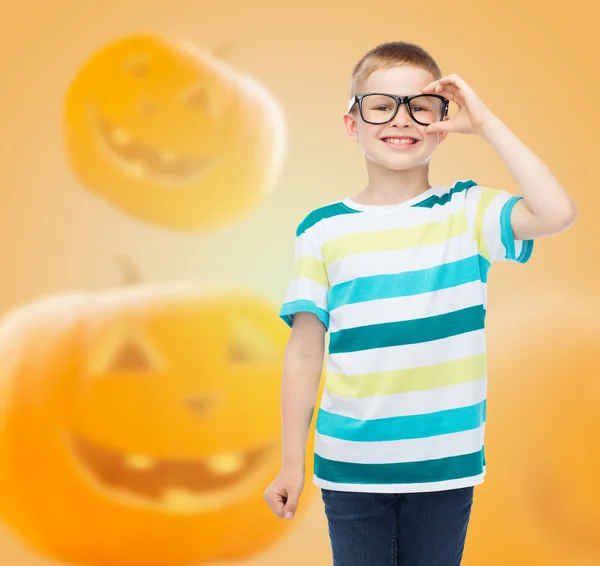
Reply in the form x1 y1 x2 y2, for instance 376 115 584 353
343 112 360 143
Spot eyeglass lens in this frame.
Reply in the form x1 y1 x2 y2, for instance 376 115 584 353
360 94 445 125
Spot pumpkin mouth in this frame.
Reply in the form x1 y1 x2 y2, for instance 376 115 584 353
91 106 218 185
66 432 276 513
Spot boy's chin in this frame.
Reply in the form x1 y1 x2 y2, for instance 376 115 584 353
368 156 421 171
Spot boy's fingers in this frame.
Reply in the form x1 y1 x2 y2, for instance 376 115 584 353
283 491 299 519
264 488 285 517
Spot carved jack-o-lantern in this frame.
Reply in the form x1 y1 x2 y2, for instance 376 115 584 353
64 34 286 231
0 284 313 565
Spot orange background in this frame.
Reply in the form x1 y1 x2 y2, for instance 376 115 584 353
0 0 597 564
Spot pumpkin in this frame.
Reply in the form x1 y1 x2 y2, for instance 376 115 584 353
462 290 600 565
64 34 286 231
0 283 314 565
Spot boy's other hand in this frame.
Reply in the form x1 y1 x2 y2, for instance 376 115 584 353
421 73 494 137
264 465 305 520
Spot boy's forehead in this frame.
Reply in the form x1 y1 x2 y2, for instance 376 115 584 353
359 66 435 96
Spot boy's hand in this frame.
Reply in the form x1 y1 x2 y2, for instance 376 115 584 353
264 465 305 520
421 74 494 137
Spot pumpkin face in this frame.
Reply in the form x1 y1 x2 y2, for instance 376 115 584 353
64 34 285 231
0 285 312 565
463 291 600 565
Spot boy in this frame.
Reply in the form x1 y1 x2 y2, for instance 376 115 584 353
264 41 577 565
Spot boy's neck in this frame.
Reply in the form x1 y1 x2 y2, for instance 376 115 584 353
350 163 432 206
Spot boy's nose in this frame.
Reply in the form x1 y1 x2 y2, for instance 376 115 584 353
390 103 413 126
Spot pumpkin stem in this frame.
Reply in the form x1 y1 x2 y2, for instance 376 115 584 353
115 254 141 284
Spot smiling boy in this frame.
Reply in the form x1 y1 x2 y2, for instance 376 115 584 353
264 41 577 565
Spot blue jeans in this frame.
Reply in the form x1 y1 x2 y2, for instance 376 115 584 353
321 486 474 566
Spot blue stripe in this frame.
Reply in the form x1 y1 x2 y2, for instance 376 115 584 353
296 203 361 237
280 300 330 330
500 196 534 263
314 450 484 485
478 254 491 283
329 304 485 354
328 256 482 311
316 400 486 442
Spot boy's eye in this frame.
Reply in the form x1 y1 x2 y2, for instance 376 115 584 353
412 106 425 112
374 105 392 111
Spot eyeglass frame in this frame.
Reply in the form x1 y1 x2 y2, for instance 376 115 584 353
347 92 450 126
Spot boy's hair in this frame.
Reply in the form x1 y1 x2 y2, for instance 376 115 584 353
350 42 442 100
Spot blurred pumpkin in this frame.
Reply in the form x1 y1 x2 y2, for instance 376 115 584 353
463 290 600 566
64 34 286 231
0 283 315 566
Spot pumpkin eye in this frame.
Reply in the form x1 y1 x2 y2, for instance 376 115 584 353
228 318 279 365
108 338 157 372
121 53 151 78
91 329 164 375
182 85 222 117
228 342 251 364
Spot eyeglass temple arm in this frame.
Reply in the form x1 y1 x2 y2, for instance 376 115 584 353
347 96 357 114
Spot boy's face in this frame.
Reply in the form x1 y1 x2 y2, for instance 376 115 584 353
344 66 450 171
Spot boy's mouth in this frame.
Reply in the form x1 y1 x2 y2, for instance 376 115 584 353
381 136 420 150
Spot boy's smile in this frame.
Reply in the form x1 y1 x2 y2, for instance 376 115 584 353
381 134 422 150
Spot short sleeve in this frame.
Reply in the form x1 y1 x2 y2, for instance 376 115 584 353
279 222 330 330
464 182 534 265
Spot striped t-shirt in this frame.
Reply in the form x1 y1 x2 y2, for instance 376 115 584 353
279 179 534 493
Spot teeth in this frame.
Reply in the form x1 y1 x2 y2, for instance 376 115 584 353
111 128 131 145
124 454 156 470
385 138 416 145
127 161 147 178
206 452 245 475
161 488 200 512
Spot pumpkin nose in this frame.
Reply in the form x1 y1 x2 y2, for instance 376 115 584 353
185 394 220 416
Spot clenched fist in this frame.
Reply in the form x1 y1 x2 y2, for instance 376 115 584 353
264 466 306 520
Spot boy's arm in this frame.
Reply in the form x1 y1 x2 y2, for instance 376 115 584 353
422 74 578 240
480 113 578 240
281 311 326 470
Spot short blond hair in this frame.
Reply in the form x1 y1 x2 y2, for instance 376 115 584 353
350 41 442 100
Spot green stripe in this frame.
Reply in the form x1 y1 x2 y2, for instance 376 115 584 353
326 353 487 397
329 305 485 354
314 450 484 485
296 202 361 237
322 209 468 266
293 255 329 286
412 179 477 208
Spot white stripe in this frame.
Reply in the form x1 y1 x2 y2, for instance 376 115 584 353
329 281 484 331
514 238 524 258
296 230 323 261
314 426 485 464
324 187 464 240
482 190 512 263
463 184 484 236
320 376 487 419
282 277 328 311
313 471 486 493
327 329 487 376
327 231 476 285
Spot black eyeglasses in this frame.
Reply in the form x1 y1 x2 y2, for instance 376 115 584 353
348 93 450 126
